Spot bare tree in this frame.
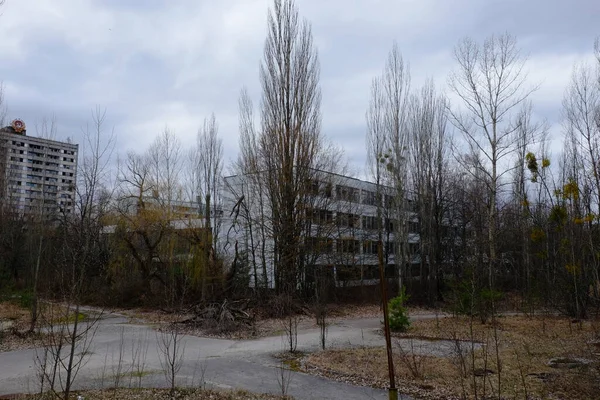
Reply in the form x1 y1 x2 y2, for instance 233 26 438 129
196 114 223 245
29 116 58 332
259 0 323 293
115 151 168 288
557 43 600 316
407 80 451 304
78 107 116 224
366 77 387 256
36 115 58 140
233 0 328 297
157 323 185 396
34 108 114 399
449 33 536 290
368 43 412 292
35 302 101 399
232 88 271 290
148 128 183 216
190 114 224 299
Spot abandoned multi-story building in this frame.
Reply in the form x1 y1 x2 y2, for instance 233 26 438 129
0 119 78 216
221 169 420 289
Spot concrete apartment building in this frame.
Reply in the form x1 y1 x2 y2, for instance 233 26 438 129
0 119 78 216
222 169 420 289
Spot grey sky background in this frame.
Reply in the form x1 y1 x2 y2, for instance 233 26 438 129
0 0 598 178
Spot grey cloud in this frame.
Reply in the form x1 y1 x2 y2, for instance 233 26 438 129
0 0 597 176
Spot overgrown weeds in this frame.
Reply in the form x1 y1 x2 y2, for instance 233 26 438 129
305 314 600 399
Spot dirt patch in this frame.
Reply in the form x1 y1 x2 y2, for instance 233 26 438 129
0 301 31 328
5 388 290 399
303 314 600 400
0 301 38 352
0 301 91 353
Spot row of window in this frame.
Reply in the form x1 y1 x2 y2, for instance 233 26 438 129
9 180 73 191
9 156 76 170
304 238 411 255
305 265 398 282
12 204 72 213
305 208 419 232
307 180 419 212
12 149 63 160
10 141 75 155
308 180 393 206
7 174 73 183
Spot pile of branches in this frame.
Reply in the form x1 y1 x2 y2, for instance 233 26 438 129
179 299 255 334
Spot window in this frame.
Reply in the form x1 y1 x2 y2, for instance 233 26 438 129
337 213 359 228
385 194 395 208
336 185 359 202
385 264 397 278
385 218 396 232
305 237 319 252
409 243 419 255
307 208 333 225
323 183 332 198
362 190 376 205
337 238 359 253
363 240 379 255
363 265 379 280
362 215 380 230
408 221 420 233
386 241 396 255
305 237 334 253
337 266 361 281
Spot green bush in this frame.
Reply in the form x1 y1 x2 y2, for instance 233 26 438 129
388 287 410 332
17 291 34 309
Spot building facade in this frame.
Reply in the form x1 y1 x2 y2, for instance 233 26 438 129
0 120 78 216
221 169 420 289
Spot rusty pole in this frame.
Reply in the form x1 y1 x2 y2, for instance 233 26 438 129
378 240 398 400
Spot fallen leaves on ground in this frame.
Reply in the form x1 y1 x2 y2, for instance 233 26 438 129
303 314 600 400
10 388 290 400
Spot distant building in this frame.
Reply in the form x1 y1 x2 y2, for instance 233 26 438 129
0 119 78 216
221 169 420 289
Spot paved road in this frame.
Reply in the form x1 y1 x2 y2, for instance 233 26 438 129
0 311 464 399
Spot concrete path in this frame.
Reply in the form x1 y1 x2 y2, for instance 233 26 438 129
0 309 480 399
0 311 396 399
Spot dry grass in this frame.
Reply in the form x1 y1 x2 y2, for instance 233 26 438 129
0 301 31 328
304 314 600 400
0 301 39 352
0 301 88 353
305 347 459 399
4 388 290 400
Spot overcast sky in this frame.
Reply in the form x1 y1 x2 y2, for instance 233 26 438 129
0 0 598 177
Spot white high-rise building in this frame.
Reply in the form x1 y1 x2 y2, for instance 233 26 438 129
0 120 78 216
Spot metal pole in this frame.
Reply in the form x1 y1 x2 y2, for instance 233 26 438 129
378 240 398 400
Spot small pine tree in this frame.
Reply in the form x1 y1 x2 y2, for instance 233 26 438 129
388 287 410 332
